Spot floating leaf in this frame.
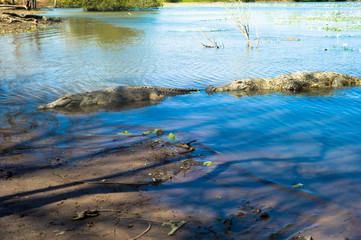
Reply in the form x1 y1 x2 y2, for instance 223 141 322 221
168 133 178 140
216 195 222 199
203 161 213 166
162 220 187 236
154 129 164 137
118 131 130 135
143 130 154 136
292 183 304 188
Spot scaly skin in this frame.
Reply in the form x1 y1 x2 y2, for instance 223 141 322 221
38 85 200 110
205 71 361 93
38 72 361 112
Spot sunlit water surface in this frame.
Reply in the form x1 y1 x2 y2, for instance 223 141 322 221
1 2 361 238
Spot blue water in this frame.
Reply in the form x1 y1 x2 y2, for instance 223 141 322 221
1 2 361 238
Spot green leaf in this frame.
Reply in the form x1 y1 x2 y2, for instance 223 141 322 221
292 183 304 188
118 130 130 135
143 130 154 136
168 133 178 140
203 161 213 166
216 195 222 199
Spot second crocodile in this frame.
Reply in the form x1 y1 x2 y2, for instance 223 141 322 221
205 71 361 93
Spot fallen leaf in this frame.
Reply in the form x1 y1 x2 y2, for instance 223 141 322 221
168 133 178 140
143 130 154 135
293 183 304 188
118 131 130 135
216 195 222 199
162 220 187 236
203 161 213 166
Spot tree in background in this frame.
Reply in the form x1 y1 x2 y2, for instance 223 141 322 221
55 0 161 10
25 0 37 9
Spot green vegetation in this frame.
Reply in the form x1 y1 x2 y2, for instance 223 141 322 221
55 0 162 10
82 0 162 10
56 0 82 8
164 0 346 2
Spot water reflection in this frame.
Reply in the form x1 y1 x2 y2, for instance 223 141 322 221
39 99 163 114
207 88 347 99
66 17 141 50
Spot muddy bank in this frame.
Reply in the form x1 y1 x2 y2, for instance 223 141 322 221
1 127 309 239
0 8 60 34
0 126 328 240
0 136 207 239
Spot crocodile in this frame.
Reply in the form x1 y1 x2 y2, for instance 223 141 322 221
38 85 199 113
205 71 361 93
38 72 361 113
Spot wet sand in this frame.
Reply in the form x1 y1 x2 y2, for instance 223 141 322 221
0 137 209 239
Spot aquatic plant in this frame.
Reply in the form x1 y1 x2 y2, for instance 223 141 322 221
277 10 361 32
316 44 358 52
225 0 260 49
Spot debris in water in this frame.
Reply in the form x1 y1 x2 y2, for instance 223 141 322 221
168 133 178 141
292 183 304 189
203 161 213 166
162 220 187 236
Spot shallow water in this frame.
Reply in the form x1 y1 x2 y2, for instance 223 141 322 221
1 2 361 238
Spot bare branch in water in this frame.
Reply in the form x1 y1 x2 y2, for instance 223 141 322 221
193 30 220 49
225 0 260 49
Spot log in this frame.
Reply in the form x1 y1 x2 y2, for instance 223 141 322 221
0 5 27 10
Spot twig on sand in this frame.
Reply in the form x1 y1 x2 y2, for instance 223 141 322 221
130 221 151 240
51 172 164 187
52 172 73 183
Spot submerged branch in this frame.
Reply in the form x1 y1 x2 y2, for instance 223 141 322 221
193 30 220 49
